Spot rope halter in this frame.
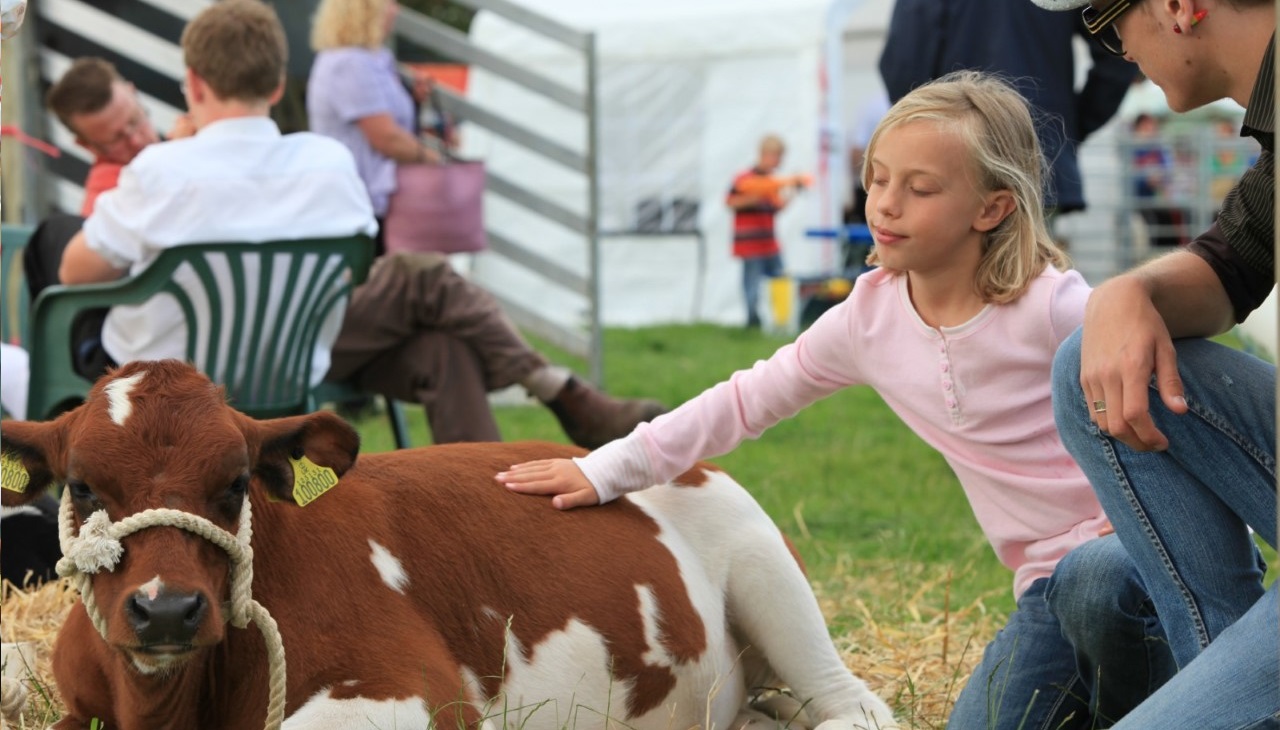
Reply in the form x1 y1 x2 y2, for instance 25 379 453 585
55 489 287 730
0 674 28 729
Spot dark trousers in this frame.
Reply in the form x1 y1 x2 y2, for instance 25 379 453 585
22 213 114 378
23 213 83 297
328 253 547 444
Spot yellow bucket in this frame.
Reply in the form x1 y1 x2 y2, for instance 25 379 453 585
766 276 797 334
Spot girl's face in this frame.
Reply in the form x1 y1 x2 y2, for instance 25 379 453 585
865 120 1007 279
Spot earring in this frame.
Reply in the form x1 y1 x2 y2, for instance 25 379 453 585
1175 9 1208 33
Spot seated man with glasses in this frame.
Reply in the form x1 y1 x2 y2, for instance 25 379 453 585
20 58 196 374
47 57 194 218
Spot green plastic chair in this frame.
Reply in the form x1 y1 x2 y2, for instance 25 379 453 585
2 224 34 347
26 236 389 422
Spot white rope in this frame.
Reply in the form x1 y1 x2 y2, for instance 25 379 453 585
55 489 287 729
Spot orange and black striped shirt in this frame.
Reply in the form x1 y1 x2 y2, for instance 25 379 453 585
727 167 781 259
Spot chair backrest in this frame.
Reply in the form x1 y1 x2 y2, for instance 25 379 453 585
1 224 34 347
26 236 374 420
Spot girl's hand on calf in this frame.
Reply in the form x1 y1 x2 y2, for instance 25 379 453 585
497 459 601 510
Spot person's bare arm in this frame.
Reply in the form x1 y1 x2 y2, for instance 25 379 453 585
355 113 441 164
59 231 128 284
1144 251 1236 338
1080 250 1233 451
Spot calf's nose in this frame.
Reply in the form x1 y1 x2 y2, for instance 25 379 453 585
126 590 207 645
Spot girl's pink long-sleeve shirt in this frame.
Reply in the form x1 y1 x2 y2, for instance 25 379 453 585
576 265 1102 598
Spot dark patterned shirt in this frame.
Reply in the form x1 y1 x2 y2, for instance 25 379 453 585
1187 35 1276 322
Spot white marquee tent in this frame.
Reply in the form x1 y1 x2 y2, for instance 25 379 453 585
461 0 895 328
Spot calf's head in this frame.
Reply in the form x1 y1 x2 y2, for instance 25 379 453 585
0 360 358 674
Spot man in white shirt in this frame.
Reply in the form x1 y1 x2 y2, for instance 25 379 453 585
58 0 375 387
56 0 663 447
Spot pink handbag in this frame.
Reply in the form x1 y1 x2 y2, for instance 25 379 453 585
383 158 487 255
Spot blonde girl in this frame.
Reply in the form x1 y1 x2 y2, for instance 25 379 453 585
499 71 1173 729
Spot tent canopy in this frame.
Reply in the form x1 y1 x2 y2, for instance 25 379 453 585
474 0 843 60
464 0 893 327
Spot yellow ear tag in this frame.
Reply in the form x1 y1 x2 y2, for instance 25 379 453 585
1 452 30 494
290 454 338 507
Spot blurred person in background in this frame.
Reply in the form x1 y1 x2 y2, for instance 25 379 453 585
1129 112 1186 247
26 58 195 300
726 134 808 329
307 0 441 258
879 0 1136 218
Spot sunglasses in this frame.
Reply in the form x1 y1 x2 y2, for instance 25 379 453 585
1082 0 1138 57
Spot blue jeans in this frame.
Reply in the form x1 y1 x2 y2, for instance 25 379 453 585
948 536 1175 730
741 253 783 327
1053 331 1279 729
1111 587 1278 729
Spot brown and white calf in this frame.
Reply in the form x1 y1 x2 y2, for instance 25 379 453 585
0 361 897 730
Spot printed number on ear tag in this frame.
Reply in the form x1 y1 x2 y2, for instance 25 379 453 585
290 455 338 507
1 451 30 493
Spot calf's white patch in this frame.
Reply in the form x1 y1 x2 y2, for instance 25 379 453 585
368 539 409 594
105 371 146 426
283 688 430 729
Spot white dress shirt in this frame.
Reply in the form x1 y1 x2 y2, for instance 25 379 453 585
84 116 378 384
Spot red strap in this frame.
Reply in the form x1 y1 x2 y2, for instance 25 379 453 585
0 125 61 157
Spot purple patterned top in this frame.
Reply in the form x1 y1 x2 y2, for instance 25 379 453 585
307 47 416 216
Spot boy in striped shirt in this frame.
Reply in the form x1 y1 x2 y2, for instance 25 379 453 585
726 134 806 328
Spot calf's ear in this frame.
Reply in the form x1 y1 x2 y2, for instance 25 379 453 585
244 411 360 505
2 419 68 506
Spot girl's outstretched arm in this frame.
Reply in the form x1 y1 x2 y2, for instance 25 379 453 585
497 459 601 510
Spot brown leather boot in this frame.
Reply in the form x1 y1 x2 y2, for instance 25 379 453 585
545 377 667 449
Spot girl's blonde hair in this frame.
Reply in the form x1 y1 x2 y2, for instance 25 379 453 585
311 0 389 51
863 70 1069 304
